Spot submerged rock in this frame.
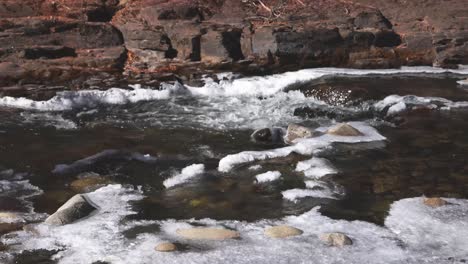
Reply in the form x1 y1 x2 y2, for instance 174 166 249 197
176 227 240 240
264 225 303 238
70 173 112 193
320 232 353 247
0 222 23 235
284 124 319 144
155 242 177 252
0 212 18 220
45 194 98 225
423 197 448 208
327 123 364 137
251 128 285 144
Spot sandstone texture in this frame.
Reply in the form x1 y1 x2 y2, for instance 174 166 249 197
1 0 467 94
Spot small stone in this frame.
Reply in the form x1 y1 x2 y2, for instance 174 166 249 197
264 225 303 238
284 124 318 144
327 123 363 136
155 242 177 252
176 227 240 240
45 194 98 225
423 197 448 208
320 232 353 247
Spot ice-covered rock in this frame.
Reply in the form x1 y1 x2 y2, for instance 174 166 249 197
45 194 98 225
284 124 319 144
423 197 448 208
264 225 303 238
176 227 240 240
320 232 353 247
327 123 363 137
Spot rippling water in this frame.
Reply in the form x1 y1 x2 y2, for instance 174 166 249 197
1 67 468 263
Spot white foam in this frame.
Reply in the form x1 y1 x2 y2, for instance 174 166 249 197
21 112 78 129
219 122 386 172
187 66 468 98
163 164 205 188
295 157 336 179
255 171 281 183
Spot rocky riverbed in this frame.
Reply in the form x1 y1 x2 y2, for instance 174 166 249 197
0 67 468 263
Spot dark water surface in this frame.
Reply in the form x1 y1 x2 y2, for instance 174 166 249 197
1 71 468 263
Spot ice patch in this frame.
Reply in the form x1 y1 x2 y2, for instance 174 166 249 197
0 87 172 111
248 165 262 171
219 122 386 172
0 170 47 225
5 195 468 263
1 184 144 264
295 157 336 179
374 95 468 115
163 164 205 188
255 171 281 183
282 188 338 202
385 197 468 261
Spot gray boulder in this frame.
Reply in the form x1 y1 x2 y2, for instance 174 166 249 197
251 127 285 143
45 194 98 225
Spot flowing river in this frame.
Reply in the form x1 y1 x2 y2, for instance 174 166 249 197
1 67 468 264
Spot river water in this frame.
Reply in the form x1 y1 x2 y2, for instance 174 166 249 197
1 67 468 263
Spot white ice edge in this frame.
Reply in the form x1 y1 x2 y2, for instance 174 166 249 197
218 122 386 172
255 171 281 183
374 94 468 115
295 157 337 179
4 184 468 264
163 164 205 188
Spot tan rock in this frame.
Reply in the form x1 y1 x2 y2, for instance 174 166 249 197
264 225 303 238
320 232 353 247
155 242 177 252
327 123 363 137
423 197 448 208
176 227 240 240
284 124 318 144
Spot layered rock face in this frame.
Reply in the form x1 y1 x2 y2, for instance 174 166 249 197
0 0 467 91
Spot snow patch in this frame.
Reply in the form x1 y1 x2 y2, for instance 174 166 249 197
295 157 336 179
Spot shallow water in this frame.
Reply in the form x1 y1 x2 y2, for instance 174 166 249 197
1 67 468 263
